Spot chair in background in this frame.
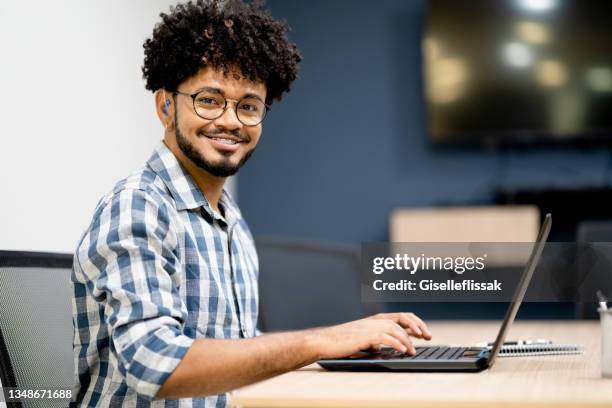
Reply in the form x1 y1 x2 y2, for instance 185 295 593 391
390 205 540 243
390 205 540 269
577 221 612 243
387 206 552 320
0 251 74 408
255 237 383 332
575 221 612 319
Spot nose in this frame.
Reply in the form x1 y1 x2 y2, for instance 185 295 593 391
214 100 243 130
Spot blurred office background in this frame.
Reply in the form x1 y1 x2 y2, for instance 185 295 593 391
243 0 612 243
2 0 612 341
246 0 612 323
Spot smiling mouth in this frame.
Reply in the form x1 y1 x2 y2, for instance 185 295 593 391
207 136 240 145
200 131 246 146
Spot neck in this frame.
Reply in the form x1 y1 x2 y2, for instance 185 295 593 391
163 136 225 213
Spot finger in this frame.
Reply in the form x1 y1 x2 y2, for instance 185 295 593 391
407 313 433 340
371 312 407 322
371 313 432 340
397 313 432 340
380 333 414 355
396 313 424 338
406 327 424 338
387 323 416 354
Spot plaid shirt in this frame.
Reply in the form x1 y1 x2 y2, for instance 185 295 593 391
72 142 259 407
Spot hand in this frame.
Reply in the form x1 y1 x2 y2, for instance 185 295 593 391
370 312 432 340
308 312 432 360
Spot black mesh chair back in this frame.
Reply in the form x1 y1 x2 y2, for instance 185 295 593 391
575 221 612 318
255 237 382 331
0 251 74 408
577 221 612 242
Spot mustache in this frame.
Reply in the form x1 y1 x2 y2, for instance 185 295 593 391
197 128 249 143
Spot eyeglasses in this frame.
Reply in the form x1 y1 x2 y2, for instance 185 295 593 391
174 89 270 126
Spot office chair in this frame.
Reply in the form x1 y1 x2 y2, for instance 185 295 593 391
255 237 383 332
577 221 612 243
0 251 74 408
387 205 556 319
575 221 612 319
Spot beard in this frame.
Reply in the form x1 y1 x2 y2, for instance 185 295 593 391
175 119 255 178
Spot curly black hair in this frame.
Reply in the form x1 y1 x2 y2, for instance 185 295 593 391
142 0 301 104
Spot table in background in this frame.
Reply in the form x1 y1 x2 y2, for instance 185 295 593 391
231 321 611 408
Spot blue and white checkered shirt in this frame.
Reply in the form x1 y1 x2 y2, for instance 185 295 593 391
72 142 259 407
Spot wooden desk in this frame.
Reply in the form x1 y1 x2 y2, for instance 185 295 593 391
231 321 612 408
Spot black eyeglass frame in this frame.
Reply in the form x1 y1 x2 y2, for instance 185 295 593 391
174 90 270 126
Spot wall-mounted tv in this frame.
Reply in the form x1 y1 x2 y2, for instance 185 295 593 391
424 0 612 146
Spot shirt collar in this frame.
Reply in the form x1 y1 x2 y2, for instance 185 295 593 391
146 142 242 227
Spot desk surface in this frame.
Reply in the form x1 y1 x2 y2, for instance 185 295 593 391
230 320 611 408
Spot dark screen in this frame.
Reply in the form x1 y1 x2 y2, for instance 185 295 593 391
425 0 612 145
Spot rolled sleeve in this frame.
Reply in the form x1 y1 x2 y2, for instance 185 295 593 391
119 324 193 399
75 187 193 400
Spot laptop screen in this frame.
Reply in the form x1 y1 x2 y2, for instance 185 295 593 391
487 214 552 366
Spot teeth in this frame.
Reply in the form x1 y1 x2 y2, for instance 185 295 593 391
212 137 237 145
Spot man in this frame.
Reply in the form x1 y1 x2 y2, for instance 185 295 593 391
72 0 432 406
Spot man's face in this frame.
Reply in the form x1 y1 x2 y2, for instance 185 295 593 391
172 66 266 177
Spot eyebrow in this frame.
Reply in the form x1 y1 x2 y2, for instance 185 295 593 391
194 86 265 103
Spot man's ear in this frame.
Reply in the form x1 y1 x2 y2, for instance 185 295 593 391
155 89 174 130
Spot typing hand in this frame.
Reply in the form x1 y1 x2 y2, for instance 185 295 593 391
369 312 432 341
308 312 432 360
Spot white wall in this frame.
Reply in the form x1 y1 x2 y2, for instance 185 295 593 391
0 1 236 253
0 1 244 398
0 0 176 398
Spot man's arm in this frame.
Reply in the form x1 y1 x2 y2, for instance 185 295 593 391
157 312 432 399
75 187 431 401
74 188 195 400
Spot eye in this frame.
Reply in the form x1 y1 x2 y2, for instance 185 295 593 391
194 92 223 107
238 99 264 113
197 97 220 105
240 103 258 112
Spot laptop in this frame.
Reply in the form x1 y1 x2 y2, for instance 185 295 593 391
318 213 552 372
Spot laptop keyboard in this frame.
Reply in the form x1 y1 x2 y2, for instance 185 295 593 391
378 346 466 360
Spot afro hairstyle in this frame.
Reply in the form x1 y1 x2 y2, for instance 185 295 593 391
142 0 302 104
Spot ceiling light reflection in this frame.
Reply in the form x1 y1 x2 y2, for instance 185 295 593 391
536 60 567 87
503 42 533 68
515 21 550 44
516 0 558 13
424 37 440 60
586 67 612 92
427 58 469 104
